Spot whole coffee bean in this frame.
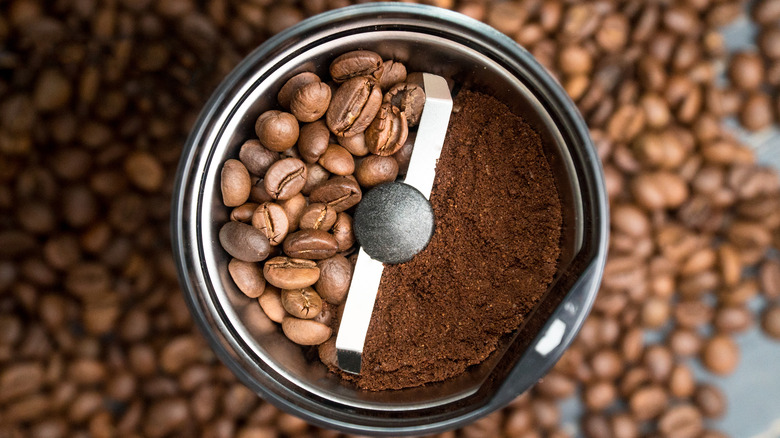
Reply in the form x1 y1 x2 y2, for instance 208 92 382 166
239 139 278 177
290 81 331 123
701 335 739 375
740 92 773 131
262 257 320 289
329 50 382 83
228 259 265 298
255 110 299 152
219 221 270 262
299 203 337 231
315 255 352 305
298 120 330 164
318 144 355 176
249 176 273 204
251 202 289 246
281 287 322 319
669 363 696 398
392 132 415 176
629 385 668 420
301 163 330 195
384 82 426 127
332 212 355 252
221 159 251 207
257 285 286 323
674 300 713 329
365 102 408 156
263 158 307 200
355 154 399 188
752 0 780 25
281 316 331 345
582 414 610 438
590 349 623 380
759 25 780 60
694 384 727 418
326 76 382 137
762 304 780 339
583 380 616 411
318 338 338 368
669 328 702 357
728 51 764 91
375 59 407 90
309 176 362 212
337 132 369 156
277 72 320 109
230 202 259 223
279 193 307 232
643 345 674 382
658 404 703 438
314 301 335 326
283 229 338 260
713 305 752 333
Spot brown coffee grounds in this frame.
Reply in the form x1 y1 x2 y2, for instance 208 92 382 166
346 90 563 390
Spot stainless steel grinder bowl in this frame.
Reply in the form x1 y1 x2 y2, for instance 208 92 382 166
172 3 608 435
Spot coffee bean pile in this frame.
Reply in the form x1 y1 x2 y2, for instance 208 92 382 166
0 0 779 437
218 50 425 353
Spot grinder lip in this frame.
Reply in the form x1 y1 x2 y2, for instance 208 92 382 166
171 3 608 435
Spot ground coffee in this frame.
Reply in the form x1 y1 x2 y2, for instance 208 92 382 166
345 90 563 390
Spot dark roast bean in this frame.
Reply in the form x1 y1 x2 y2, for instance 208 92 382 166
239 139 278 177
318 144 354 176
290 81 331 123
219 221 271 262
326 76 382 137
309 176 362 212
298 203 337 231
283 229 338 260
281 316 331 345
315 255 352 305
228 259 265 298
251 202 289 246
384 82 426 127
262 256 320 289
254 110 299 152
329 50 382 83
220 159 251 207
263 158 307 200
355 154 399 188
332 212 355 252
365 102 408 156
281 287 322 319
277 72 320 109
298 120 329 164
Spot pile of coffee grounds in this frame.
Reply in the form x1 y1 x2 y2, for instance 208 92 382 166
350 90 563 390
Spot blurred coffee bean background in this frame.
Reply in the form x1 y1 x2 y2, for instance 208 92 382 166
1 0 780 437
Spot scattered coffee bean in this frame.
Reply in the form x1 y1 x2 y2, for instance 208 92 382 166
762 304 780 339
694 384 727 419
701 335 740 375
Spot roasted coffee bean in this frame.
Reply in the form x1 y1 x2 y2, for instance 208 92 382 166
583 380 617 411
355 154 399 188
753 0 780 24
728 51 764 91
257 285 286 323
251 202 289 246
218 221 270 263
248 176 273 204
290 81 331 123
309 176 362 212
239 139 278 177
375 59 407 90
282 229 338 260
254 110 299 152
762 304 780 339
220 159 251 207
318 338 338 368
759 25 780 60
313 301 335 326
315 255 352 305
629 385 668 420
669 363 696 398
694 384 727 418
301 163 330 196
392 132 415 176
669 328 703 357
331 212 355 252
277 72 320 109
281 287 322 319
337 132 369 156
658 404 703 438
701 335 739 375
228 259 265 298
713 305 752 333
318 144 354 176
230 202 259 223
263 158 307 200
326 75 382 137
740 92 773 131
365 102 408 157
298 120 330 164
383 82 425 127
262 256 320 289
329 50 382 83
298 203 337 231
281 317 331 345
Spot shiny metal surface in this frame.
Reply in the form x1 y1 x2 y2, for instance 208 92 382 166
171 3 608 435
